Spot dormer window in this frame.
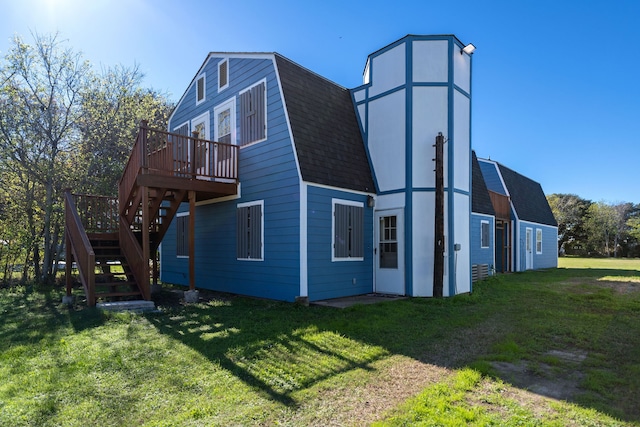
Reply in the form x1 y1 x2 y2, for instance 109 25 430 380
196 73 206 105
218 59 229 91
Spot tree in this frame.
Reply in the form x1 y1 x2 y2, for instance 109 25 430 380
0 32 172 284
584 202 618 256
546 193 591 254
75 64 172 196
0 32 91 283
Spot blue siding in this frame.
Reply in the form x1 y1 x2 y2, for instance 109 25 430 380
161 55 301 302
515 221 558 271
478 161 507 195
307 185 373 301
470 213 494 270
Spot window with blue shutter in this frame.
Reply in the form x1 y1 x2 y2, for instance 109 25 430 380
237 201 263 260
239 81 266 146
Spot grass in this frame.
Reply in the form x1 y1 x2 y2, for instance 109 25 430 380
0 258 639 426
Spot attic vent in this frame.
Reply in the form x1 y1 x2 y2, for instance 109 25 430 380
218 59 229 91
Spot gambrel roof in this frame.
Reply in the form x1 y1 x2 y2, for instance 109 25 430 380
471 151 495 216
275 54 375 193
497 163 557 226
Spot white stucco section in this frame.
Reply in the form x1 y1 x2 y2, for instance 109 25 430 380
453 90 470 192
375 192 405 211
412 191 435 297
453 44 471 94
353 89 366 103
412 86 448 188
453 192 471 294
412 40 448 83
368 89 406 192
369 44 406 97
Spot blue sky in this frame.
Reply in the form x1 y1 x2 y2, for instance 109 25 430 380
1 0 638 204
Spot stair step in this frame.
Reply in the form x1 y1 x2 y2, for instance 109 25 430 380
96 300 155 313
96 291 143 298
95 281 137 287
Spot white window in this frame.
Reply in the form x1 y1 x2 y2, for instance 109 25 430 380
218 59 229 92
214 98 235 145
237 200 263 261
176 213 189 258
239 80 267 146
332 199 364 261
536 229 543 254
481 220 490 248
196 73 206 105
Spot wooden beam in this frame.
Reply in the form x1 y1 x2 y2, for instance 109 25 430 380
188 190 196 290
141 186 151 299
433 133 445 298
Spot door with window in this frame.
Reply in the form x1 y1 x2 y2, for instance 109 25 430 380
525 227 533 270
374 209 405 295
213 98 236 180
191 112 210 177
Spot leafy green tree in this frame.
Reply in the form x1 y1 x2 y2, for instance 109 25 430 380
546 193 591 254
584 202 618 256
0 32 172 283
75 64 172 196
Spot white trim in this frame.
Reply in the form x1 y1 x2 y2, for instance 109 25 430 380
218 58 229 92
306 181 376 197
173 121 190 133
525 227 533 270
299 182 308 297
195 73 206 106
331 198 365 262
237 199 264 261
214 97 236 145
272 55 304 184
480 220 490 249
238 78 268 147
191 111 210 139
536 228 543 254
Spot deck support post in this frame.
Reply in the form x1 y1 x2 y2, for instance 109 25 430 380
188 190 196 291
141 186 151 300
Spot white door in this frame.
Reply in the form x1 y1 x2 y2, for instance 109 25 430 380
525 227 533 270
374 209 405 295
213 98 236 181
191 112 210 177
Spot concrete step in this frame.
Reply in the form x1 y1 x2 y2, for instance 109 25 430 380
96 300 156 313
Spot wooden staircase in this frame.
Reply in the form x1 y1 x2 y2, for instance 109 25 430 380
65 121 239 306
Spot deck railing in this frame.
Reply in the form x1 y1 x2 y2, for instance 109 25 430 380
72 194 119 234
64 190 96 305
119 121 239 211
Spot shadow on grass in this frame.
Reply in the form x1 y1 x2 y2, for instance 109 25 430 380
147 293 387 408
147 266 640 422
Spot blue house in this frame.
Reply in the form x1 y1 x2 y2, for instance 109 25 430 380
157 34 557 303
476 157 558 272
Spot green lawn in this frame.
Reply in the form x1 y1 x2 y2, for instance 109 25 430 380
1 258 639 426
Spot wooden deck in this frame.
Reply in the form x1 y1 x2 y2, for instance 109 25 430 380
65 122 238 306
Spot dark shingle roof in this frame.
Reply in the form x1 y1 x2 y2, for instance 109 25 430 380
275 54 375 193
497 163 557 226
471 151 495 216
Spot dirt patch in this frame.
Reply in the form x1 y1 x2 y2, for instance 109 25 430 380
489 349 587 402
560 277 640 295
279 356 452 426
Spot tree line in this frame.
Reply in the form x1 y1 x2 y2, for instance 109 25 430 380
0 33 172 285
547 194 640 258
